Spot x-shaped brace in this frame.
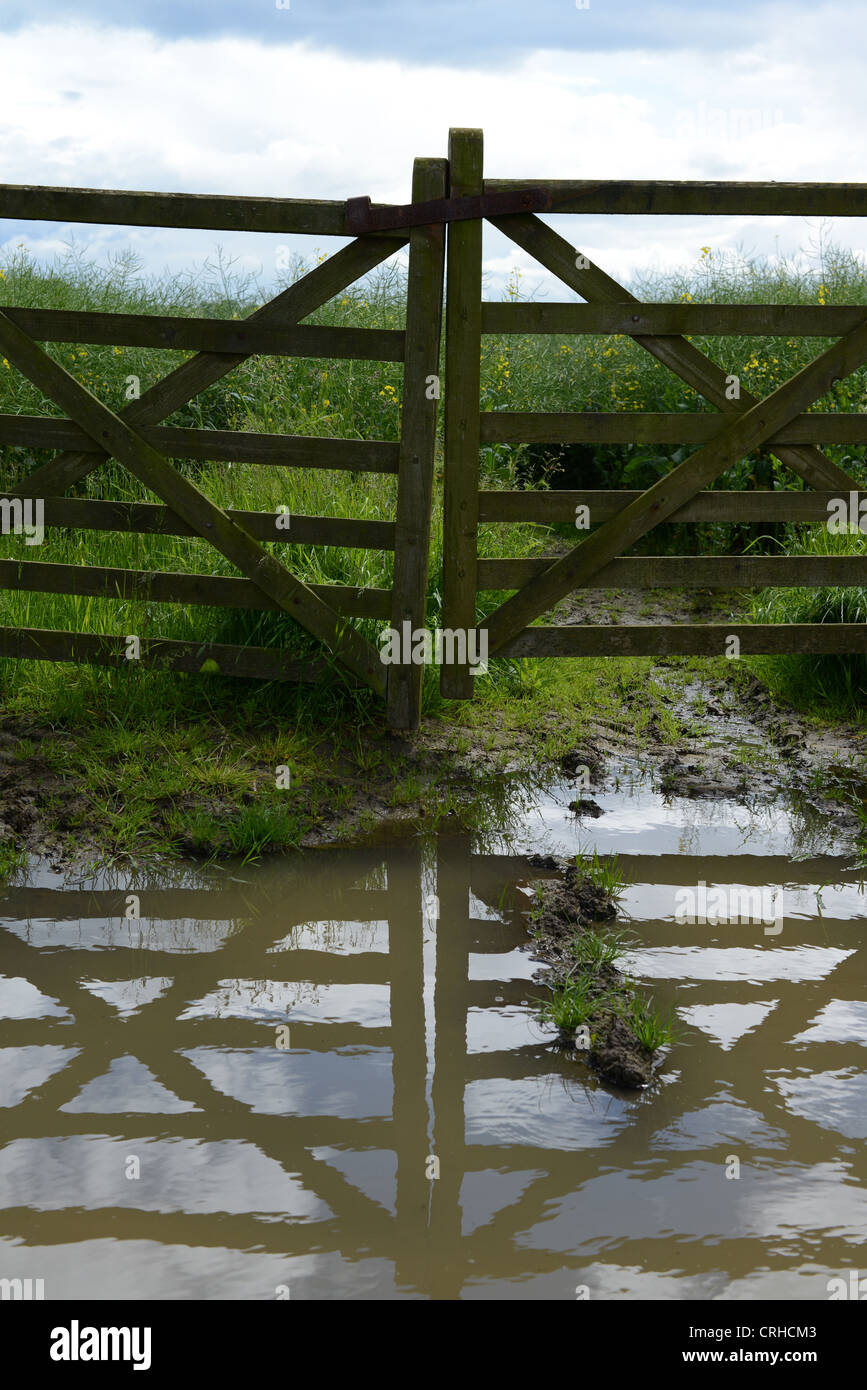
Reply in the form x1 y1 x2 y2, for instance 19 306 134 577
483 213 867 652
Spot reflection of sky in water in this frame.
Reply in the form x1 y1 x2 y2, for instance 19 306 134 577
465 1076 633 1150
181 1046 393 1118
624 945 853 982
179 981 390 1027
773 1069 867 1140
0 1135 329 1220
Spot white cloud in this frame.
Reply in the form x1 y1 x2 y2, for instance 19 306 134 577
0 15 865 294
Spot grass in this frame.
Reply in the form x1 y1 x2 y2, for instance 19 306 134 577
538 975 605 1031
0 844 26 882
568 926 627 971
750 525 867 716
574 847 630 899
619 995 679 1052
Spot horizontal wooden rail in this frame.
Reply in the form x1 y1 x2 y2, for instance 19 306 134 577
496 624 867 656
478 489 867 524
484 179 867 217
6 179 867 231
0 417 400 472
0 308 405 360
0 625 328 681
481 303 867 338
0 559 392 619
478 555 867 590
0 495 395 550
0 183 396 237
480 412 867 446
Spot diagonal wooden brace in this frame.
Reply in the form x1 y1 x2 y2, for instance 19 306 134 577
484 315 867 653
491 212 862 495
0 308 386 694
13 232 408 500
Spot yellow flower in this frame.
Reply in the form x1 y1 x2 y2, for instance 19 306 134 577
700 247 711 257
112 346 123 355
2 358 8 369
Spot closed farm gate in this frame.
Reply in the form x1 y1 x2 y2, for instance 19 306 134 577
3 129 867 727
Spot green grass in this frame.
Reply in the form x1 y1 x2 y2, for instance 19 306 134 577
538 975 606 1031
0 844 26 882
568 926 627 971
619 995 680 1051
749 525 867 716
573 847 630 899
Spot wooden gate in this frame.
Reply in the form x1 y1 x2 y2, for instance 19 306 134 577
0 158 446 729
441 127 867 698
4 132 867 726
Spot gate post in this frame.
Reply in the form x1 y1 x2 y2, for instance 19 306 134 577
441 127 483 701
387 156 448 730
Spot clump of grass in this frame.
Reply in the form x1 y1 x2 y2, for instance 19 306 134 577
0 844 26 882
574 846 630 899
569 927 626 971
538 975 606 1031
620 995 679 1051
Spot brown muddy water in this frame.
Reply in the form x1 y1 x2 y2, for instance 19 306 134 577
1 772 865 1300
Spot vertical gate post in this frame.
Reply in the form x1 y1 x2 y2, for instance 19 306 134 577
441 127 484 701
387 156 448 730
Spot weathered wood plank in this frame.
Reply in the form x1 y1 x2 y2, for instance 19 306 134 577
0 308 387 693
484 179 867 217
0 625 325 681
9 406 867 459
478 489 867 524
0 183 398 237
481 302 867 338
491 213 860 494
387 157 447 730
13 232 408 498
0 416 400 471
483 316 867 652
477 555 867 590
0 559 392 619
0 307 405 360
442 128 484 700
479 412 867 446
0 495 395 548
495 624 867 656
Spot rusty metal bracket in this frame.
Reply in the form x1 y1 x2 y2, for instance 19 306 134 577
345 188 551 235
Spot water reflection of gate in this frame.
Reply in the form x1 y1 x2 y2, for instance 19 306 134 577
1 840 865 1299
0 842 560 1298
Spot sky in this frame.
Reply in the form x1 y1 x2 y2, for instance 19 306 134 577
1 0 866 297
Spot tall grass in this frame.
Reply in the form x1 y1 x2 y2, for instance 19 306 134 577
750 525 867 713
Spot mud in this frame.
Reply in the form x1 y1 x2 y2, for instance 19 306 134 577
525 861 656 1089
1 590 866 870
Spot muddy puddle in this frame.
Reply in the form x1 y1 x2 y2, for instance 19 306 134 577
1 770 865 1300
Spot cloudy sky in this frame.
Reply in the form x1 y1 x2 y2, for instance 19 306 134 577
1 0 866 296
